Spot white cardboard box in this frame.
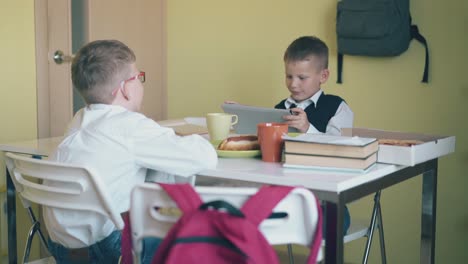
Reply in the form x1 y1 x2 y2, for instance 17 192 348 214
341 128 456 166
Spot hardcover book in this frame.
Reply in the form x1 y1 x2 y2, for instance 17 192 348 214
283 134 378 159
283 152 377 170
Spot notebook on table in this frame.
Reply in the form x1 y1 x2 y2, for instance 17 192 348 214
221 103 298 135
158 119 208 136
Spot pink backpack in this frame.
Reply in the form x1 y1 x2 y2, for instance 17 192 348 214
121 183 322 264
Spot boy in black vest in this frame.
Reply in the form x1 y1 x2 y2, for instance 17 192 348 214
277 36 352 234
276 36 353 136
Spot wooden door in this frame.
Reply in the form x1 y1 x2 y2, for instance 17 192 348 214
35 0 167 138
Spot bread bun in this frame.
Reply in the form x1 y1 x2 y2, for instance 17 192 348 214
378 139 424 146
218 135 260 151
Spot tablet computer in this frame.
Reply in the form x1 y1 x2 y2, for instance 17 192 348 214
221 103 299 134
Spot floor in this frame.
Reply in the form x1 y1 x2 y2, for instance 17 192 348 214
276 246 311 263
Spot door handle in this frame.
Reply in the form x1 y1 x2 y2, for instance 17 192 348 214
53 50 74 64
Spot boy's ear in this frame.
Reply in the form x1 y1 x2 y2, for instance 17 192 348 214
320 69 330 84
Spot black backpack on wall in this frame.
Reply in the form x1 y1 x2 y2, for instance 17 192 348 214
336 0 429 83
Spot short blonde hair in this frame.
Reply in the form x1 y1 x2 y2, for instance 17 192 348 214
71 40 136 104
284 36 329 70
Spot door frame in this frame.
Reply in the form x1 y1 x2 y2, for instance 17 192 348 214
35 0 75 138
35 0 51 139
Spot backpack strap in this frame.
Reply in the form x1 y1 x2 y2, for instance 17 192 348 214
337 52 344 84
121 214 133 264
410 25 429 83
241 185 294 226
241 186 323 263
159 183 203 213
200 200 245 217
121 184 202 264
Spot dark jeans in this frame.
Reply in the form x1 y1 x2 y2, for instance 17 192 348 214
48 231 162 264
321 205 351 236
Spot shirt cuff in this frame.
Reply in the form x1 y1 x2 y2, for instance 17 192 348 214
306 123 320 134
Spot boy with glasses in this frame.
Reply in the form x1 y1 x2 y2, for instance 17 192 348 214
43 39 218 263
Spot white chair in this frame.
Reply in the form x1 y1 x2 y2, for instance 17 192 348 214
129 183 322 264
4 152 124 264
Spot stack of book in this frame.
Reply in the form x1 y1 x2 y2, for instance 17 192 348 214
282 134 379 172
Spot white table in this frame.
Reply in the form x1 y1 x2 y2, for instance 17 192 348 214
197 158 438 264
1 137 438 264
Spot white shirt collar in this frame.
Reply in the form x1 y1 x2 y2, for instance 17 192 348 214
285 89 323 109
86 104 127 112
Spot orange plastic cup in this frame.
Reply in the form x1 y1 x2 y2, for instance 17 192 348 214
257 122 289 162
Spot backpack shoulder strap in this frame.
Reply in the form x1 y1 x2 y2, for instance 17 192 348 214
241 185 294 226
337 53 344 84
241 186 323 264
306 196 323 264
159 183 203 213
121 214 133 264
410 24 429 83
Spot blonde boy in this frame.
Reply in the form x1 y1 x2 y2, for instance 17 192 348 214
276 36 352 234
275 36 354 135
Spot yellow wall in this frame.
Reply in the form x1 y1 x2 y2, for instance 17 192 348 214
0 1 39 261
1 0 466 263
0 3 37 139
167 0 468 263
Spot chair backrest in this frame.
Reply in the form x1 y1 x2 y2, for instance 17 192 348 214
129 183 320 259
4 152 124 229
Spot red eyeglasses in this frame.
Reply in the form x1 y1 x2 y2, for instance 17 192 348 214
121 71 145 87
112 71 146 96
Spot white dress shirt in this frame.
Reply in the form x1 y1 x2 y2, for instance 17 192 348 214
43 104 217 248
283 90 354 135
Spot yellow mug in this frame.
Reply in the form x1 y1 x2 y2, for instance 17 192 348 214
206 113 238 145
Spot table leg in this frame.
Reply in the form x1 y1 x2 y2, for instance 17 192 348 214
324 201 344 264
421 160 437 263
6 168 17 264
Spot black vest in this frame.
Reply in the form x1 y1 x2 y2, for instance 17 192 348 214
275 93 344 133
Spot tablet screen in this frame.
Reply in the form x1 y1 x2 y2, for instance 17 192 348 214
221 103 298 134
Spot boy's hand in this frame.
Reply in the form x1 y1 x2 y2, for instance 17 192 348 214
282 108 309 133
